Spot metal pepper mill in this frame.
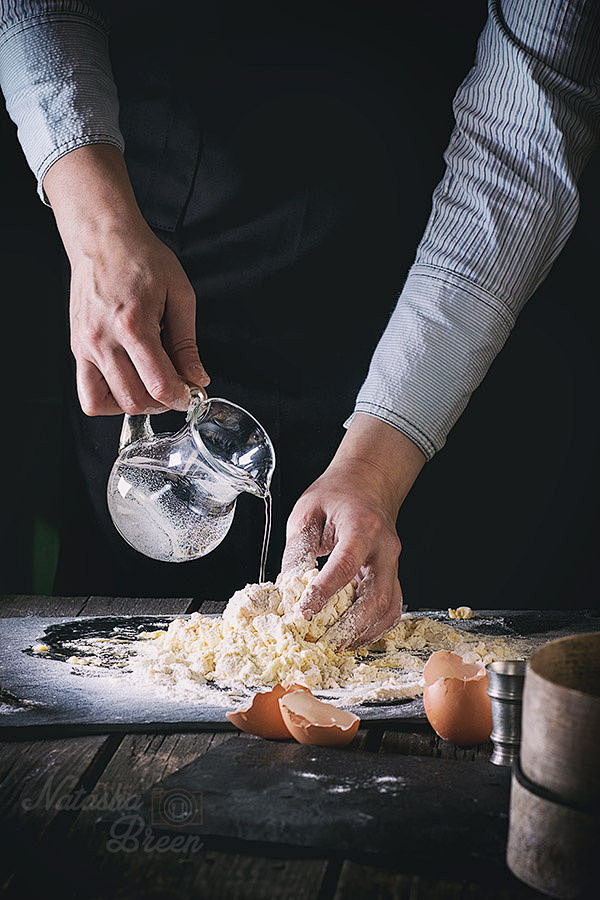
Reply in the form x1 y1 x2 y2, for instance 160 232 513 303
486 659 526 766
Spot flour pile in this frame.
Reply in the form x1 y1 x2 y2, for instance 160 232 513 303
133 567 518 705
132 569 510 705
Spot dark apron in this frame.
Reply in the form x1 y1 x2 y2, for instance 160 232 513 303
55 6 424 599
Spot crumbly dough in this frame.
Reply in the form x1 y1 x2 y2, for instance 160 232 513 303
134 566 516 705
221 566 356 642
448 606 473 620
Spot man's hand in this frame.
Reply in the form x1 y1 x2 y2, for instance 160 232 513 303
44 144 209 415
282 414 425 650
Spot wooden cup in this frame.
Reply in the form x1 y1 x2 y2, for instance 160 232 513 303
507 632 600 898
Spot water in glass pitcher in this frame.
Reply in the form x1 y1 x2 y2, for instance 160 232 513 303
108 459 236 563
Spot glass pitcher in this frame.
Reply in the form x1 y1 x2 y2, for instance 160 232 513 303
106 388 275 562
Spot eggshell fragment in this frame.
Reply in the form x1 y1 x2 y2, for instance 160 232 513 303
423 650 493 747
227 683 311 739
424 650 485 685
279 691 360 747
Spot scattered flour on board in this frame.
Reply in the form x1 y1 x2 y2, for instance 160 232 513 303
132 566 520 706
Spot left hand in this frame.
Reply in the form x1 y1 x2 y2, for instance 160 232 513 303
282 413 426 650
282 467 404 650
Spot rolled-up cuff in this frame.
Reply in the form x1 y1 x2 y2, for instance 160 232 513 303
37 135 124 204
0 10 124 203
345 265 516 460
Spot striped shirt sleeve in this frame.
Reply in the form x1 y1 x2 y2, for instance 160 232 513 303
0 0 123 202
353 0 600 459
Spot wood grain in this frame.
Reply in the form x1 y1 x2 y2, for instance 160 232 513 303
380 730 493 761
0 734 117 891
59 732 328 900
0 595 87 617
197 600 226 614
81 596 194 616
334 862 542 899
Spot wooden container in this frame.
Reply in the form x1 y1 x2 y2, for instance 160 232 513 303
507 632 600 898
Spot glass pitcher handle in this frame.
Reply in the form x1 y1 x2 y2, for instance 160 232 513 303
118 383 209 452
118 414 155 452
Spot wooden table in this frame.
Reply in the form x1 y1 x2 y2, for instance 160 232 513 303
0 595 545 899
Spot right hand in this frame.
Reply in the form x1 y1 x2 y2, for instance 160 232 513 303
44 144 210 416
68 221 208 415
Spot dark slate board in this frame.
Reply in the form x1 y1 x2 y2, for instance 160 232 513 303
1 610 598 736
137 735 511 878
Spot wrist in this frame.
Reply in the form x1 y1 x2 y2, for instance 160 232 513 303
43 144 147 258
328 412 426 513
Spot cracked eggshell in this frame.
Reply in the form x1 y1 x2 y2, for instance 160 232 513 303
278 691 360 747
226 683 311 739
423 650 492 747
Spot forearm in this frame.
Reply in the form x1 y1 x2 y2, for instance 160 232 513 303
353 0 600 460
327 413 425 517
44 144 148 260
417 0 600 311
44 148 206 417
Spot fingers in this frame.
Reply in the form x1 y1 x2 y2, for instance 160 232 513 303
281 516 324 574
345 577 403 650
77 358 121 416
163 283 210 389
69 229 209 416
103 347 171 414
73 300 192 414
77 354 168 416
124 326 193 412
325 569 403 652
300 529 369 619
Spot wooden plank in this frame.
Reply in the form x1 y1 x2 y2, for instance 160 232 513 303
81 596 194 616
352 727 383 752
0 734 118 891
0 595 87 618
73 731 230 821
185 852 328 900
380 730 493 762
197 600 225 614
54 731 328 899
333 862 541 899
334 865 463 899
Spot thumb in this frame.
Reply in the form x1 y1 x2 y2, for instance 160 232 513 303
163 282 210 387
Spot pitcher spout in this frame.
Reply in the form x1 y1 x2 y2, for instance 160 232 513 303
191 397 275 497
249 466 273 498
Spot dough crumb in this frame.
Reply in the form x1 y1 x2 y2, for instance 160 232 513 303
448 606 473 620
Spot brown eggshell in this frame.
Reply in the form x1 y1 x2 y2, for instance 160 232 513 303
423 651 493 746
279 691 360 747
423 650 484 685
226 683 311 739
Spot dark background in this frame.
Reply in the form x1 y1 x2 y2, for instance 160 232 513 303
0 0 598 610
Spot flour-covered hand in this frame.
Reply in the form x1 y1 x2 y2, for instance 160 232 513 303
282 413 426 650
